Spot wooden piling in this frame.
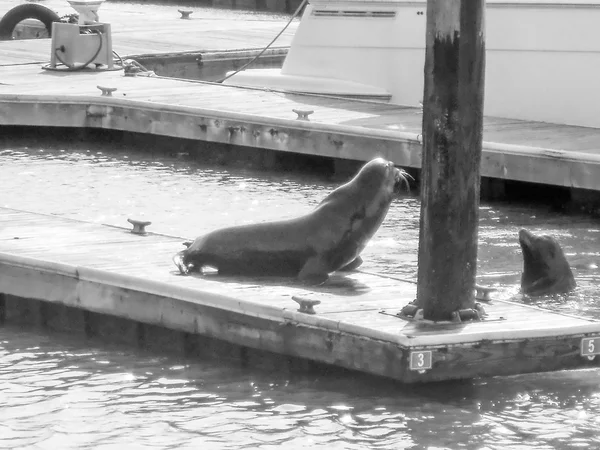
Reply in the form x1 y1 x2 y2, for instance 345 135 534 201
416 0 486 321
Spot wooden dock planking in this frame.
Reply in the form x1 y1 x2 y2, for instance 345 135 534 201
0 0 298 65
0 59 590 134
2 57 600 191
2 207 600 382
0 66 404 123
1 1 600 194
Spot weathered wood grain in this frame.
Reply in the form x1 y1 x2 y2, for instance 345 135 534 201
417 0 485 320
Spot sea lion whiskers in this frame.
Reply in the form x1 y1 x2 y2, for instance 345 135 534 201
394 168 412 193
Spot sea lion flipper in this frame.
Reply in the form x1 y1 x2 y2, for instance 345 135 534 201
339 256 363 272
298 256 330 285
173 251 189 275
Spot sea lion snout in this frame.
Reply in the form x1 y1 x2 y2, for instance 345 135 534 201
518 228 534 247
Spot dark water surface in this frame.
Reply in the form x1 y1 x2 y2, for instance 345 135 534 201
1 138 600 449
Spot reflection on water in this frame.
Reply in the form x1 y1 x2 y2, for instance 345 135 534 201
2 326 600 450
1 138 600 449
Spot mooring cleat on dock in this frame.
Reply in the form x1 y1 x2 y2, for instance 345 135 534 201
97 86 117 97
178 9 193 19
475 284 497 302
127 218 151 235
292 109 314 121
292 296 321 314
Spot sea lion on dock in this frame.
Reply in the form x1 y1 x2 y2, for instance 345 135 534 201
173 158 409 284
519 228 576 296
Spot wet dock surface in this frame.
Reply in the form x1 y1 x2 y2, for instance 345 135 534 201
0 0 297 64
2 207 600 383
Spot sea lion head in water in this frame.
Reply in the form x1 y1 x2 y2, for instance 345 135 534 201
174 157 409 284
518 228 576 296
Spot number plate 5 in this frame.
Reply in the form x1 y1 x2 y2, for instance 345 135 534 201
581 337 600 357
409 350 432 371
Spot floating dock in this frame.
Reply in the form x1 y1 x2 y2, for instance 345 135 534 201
1 2 600 195
2 61 600 194
1 0 297 63
1 1 295 80
2 47 600 196
2 3 600 382
1 207 599 383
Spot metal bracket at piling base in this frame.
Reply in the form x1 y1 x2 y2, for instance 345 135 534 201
127 218 151 235
451 306 485 323
392 301 489 323
399 302 420 319
292 296 321 314
97 85 117 97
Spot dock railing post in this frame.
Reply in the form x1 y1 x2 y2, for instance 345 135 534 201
416 0 486 321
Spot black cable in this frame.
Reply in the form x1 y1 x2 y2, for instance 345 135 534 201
43 29 103 72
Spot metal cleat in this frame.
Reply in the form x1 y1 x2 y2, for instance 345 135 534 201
127 218 151 235
475 284 497 302
292 109 314 121
292 296 321 314
178 10 193 19
97 86 117 97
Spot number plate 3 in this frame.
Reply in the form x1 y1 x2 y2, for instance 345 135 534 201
409 350 432 371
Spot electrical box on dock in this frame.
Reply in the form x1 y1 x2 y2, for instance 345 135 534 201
47 0 113 70
49 22 113 70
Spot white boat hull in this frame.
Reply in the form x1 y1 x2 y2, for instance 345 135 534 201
226 0 600 128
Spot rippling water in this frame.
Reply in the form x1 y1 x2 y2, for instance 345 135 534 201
1 137 600 449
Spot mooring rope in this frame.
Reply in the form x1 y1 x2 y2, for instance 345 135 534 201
217 0 308 83
356 269 418 285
